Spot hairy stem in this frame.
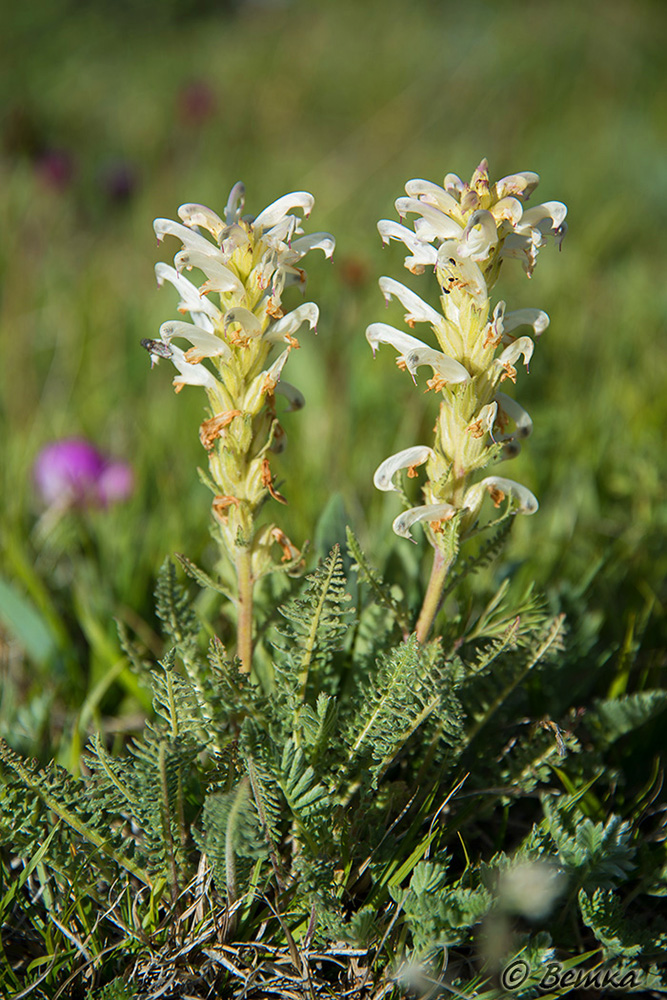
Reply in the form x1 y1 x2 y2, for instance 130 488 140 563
415 548 452 642
236 547 254 673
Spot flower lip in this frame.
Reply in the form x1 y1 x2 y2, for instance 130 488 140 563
496 335 535 373
394 197 464 241
495 392 533 440
503 308 550 339
154 218 218 256
404 347 470 386
224 182 246 225
436 242 488 306
252 191 315 231
173 248 243 294
365 322 431 359
159 321 231 360
392 502 457 541
169 345 219 391
464 475 539 515
177 203 226 241
457 209 498 261
155 263 220 330
404 178 460 215
373 446 434 492
495 171 540 200
378 276 445 330
518 200 568 235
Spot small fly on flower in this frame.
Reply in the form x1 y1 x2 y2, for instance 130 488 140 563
140 338 173 367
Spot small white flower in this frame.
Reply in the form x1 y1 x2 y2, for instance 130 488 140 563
177 202 226 241
394 197 464 242
436 242 488 307
495 392 533 439
378 277 446 331
503 308 550 339
373 446 434 492
169 345 219 392
468 401 499 441
489 196 524 227
377 220 438 272
252 191 314 231
498 861 566 921
159 320 231 361
404 178 461 216
495 170 540 200
404 346 470 386
518 200 568 237
392 502 457 541
366 322 431 359
464 476 539 515
154 217 218 257
265 303 319 344
173 248 244 295
495 336 535 381
154 263 221 331
224 307 263 339
287 233 335 260
457 209 498 261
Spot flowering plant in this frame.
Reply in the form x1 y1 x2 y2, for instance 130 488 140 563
368 159 566 639
2 160 663 1000
145 183 334 671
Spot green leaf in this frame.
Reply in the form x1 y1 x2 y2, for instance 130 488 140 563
587 690 667 743
0 573 56 666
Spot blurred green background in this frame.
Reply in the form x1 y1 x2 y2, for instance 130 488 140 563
1 0 665 754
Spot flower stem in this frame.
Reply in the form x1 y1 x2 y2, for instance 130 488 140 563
415 548 452 643
235 548 254 673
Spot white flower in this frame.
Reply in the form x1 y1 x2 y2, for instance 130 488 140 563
393 502 457 541
155 263 221 332
404 178 461 215
494 336 535 382
376 220 438 272
366 322 431 359
252 191 314 231
503 307 550 339
403 346 470 387
457 209 498 261
436 241 488 307
159 320 231 361
373 446 434 492
498 861 566 921
495 170 540 200
464 476 539 516
394 196 464 242
168 345 219 392
378 277 446 332
495 392 533 440
173 248 244 295
265 303 319 344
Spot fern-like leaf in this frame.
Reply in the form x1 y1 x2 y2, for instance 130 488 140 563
273 545 352 706
587 690 667 744
346 526 410 635
340 636 463 789
155 558 199 654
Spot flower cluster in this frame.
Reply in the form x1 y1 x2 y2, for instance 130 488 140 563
368 159 566 554
147 183 334 584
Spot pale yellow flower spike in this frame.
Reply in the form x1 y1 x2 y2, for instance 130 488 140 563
149 183 334 672
367 159 566 642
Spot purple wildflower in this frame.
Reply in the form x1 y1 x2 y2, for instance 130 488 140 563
33 438 134 509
